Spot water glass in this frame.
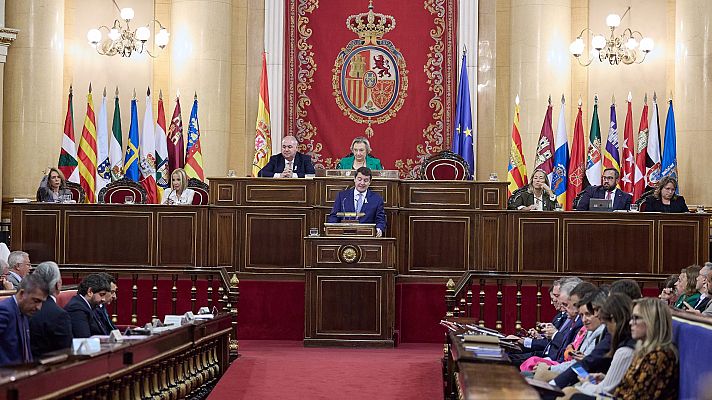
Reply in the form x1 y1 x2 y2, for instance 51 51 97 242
227 169 236 178
124 196 135 204
62 194 72 203
489 172 498 181
629 203 639 212
554 203 563 212
697 205 706 213
309 227 320 237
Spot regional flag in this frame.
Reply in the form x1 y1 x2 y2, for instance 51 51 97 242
585 97 602 187
552 96 569 208
109 89 124 181
507 96 527 196
252 52 273 177
124 96 140 182
620 94 636 194
633 95 649 201
139 88 158 204
77 84 98 203
602 102 620 177
566 99 586 210
452 51 475 177
95 89 111 195
155 91 170 201
661 99 678 188
58 86 79 183
167 96 185 174
534 98 554 182
185 95 205 181
646 93 662 188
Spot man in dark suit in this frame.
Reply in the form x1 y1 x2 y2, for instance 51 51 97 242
6 251 31 290
327 167 386 237
0 274 48 366
575 168 632 211
258 136 316 178
95 273 117 332
64 273 111 338
29 262 73 358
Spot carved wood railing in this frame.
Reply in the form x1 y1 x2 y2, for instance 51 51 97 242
445 271 669 333
58 265 240 358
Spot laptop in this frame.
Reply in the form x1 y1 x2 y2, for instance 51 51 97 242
590 198 613 212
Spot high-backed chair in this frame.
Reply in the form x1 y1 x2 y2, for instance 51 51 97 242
55 289 77 308
97 178 148 204
419 150 472 180
187 178 210 205
507 185 530 209
635 188 655 211
65 181 87 203
572 190 586 210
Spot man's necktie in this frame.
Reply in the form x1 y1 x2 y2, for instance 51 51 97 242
606 191 612 200
284 161 293 175
356 193 364 213
21 315 31 363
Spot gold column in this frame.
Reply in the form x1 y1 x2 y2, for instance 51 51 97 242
509 0 572 173
675 0 712 205
3 0 64 199
170 0 232 179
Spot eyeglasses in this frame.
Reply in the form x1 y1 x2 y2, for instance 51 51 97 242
630 314 643 324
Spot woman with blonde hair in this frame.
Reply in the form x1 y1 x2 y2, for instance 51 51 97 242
162 168 195 205
673 265 701 309
337 137 383 170
508 169 559 211
37 167 72 202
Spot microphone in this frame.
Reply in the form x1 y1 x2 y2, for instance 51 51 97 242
341 195 347 221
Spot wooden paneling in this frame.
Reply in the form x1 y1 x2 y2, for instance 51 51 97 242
157 211 202 266
405 215 471 274
244 212 306 271
317 277 381 333
13 209 61 263
515 217 560 272
658 220 703 274
478 212 507 271
209 209 238 268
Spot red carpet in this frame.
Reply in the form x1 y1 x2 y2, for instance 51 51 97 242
208 340 444 400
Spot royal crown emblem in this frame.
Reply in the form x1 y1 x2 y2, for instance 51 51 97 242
332 1 408 137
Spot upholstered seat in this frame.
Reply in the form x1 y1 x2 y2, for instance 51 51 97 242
55 289 77 308
187 178 210 205
636 188 655 211
65 181 87 203
419 150 472 180
97 178 148 204
507 184 530 209
572 190 586 209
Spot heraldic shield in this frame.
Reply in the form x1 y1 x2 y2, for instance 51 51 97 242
332 1 408 137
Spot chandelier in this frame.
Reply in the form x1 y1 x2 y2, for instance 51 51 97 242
87 0 169 58
569 7 653 66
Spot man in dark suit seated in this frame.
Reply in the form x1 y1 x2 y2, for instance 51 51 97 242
64 273 111 338
0 274 48 366
575 168 632 211
327 167 386 237
29 261 73 358
6 251 31 290
257 135 315 178
95 273 117 332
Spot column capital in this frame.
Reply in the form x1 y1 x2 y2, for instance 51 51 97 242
0 27 19 63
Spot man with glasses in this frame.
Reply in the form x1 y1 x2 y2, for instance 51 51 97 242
6 251 31 290
575 168 632 211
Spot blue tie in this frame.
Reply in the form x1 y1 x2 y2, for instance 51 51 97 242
21 315 31 363
356 193 364 213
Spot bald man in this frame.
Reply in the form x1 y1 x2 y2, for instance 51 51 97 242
257 136 315 178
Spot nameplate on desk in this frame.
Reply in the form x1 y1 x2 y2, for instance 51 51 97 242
320 169 399 178
164 315 186 326
72 338 101 354
323 223 376 237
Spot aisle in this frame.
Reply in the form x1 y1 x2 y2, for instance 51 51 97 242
208 340 444 400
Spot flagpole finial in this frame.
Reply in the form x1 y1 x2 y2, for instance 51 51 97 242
159 89 163 100
115 86 119 98
147 86 151 96
462 44 467 55
612 93 615 105
561 94 565 104
594 94 599 105
133 88 136 100
669 91 673 102
653 91 657 102
88 82 92 93
515 94 520 105
548 94 551 105
578 95 582 107
176 89 180 99
103 86 106 97
194 91 198 101
644 93 648 104
627 91 632 102
69 84 73 95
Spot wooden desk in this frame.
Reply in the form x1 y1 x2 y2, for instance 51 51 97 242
304 236 396 347
0 315 232 400
456 363 540 400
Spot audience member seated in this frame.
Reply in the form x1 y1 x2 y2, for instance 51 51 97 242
337 136 383 170
673 265 702 310
609 279 642 301
682 262 712 314
560 293 636 399
533 289 607 382
162 168 195 205
522 282 595 372
64 273 111 338
0 274 48 366
258 135 315 178
0 260 14 290
29 262 72 358
658 274 679 307
94 273 118 332
571 298 679 400
37 167 73 203
642 176 689 213
575 168 632 211
6 251 31 290
508 169 559 211
327 167 386 237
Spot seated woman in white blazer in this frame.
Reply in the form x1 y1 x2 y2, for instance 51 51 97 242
162 168 196 205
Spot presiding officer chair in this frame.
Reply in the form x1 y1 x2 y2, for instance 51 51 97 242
419 150 472 180
97 178 148 204
187 178 210 205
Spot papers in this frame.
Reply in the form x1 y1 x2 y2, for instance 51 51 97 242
12 198 32 203
463 344 504 358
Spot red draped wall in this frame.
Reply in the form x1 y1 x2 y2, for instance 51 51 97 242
285 0 458 178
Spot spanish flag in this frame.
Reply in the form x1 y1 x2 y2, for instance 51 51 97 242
507 96 527 196
252 52 272 177
77 84 98 202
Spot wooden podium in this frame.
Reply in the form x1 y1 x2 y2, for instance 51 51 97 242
304 230 396 347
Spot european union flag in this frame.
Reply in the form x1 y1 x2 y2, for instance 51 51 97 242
453 51 474 177
661 99 678 190
123 99 140 182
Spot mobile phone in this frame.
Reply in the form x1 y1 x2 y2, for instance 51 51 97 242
571 364 589 379
683 301 694 310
